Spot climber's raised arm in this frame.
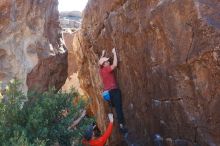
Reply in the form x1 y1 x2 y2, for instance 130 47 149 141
111 48 117 70
101 50 105 58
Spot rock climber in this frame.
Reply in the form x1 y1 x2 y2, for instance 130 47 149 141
82 113 114 146
99 48 127 135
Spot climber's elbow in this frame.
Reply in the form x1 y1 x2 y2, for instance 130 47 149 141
111 64 117 70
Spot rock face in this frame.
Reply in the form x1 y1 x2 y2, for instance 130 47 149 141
71 0 220 145
0 0 67 92
61 32 84 94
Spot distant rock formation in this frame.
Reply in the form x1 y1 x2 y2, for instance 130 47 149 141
59 11 82 29
0 0 67 93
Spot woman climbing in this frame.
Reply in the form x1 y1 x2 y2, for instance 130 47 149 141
99 48 127 135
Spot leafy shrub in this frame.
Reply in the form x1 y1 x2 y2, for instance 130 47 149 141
0 80 93 146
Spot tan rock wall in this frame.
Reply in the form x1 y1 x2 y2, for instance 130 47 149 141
61 32 84 94
0 0 67 92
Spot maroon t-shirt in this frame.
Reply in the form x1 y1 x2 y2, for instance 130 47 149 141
100 66 117 91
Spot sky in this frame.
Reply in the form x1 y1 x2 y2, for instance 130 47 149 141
58 0 88 12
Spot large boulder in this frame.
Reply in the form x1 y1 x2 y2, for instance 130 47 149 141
71 0 220 145
0 0 67 92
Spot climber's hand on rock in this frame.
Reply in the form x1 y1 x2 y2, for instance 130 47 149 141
108 113 114 123
112 48 116 54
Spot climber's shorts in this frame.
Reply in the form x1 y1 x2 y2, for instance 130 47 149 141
102 90 110 101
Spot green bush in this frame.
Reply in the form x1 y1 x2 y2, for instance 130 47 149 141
0 80 94 146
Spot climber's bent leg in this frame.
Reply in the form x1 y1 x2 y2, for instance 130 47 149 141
109 88 125 125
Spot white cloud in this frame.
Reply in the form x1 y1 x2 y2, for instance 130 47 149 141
58 0 88 12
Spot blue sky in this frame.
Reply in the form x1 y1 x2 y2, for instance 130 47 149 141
58 0 88 12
